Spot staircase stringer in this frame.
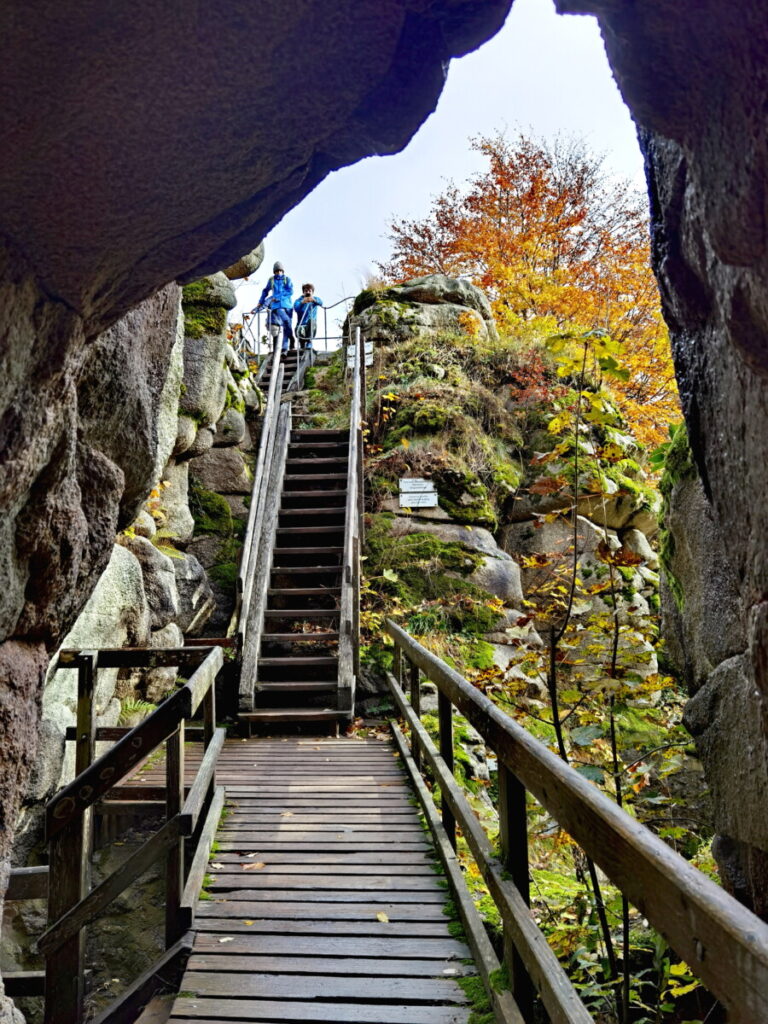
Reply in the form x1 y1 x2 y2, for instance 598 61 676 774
239 401 292 711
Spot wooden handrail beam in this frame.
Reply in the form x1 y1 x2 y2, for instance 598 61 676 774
47 647 222 837
387 670 590 1024
179 729 225 833
385 619 768 1022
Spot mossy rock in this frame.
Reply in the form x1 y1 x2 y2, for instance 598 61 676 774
189 483 232 535
182 304 227 339
658 423 697 608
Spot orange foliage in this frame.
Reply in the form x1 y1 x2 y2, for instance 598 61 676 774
379 131 679 446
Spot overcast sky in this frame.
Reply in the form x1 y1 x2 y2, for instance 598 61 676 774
231 0 645 340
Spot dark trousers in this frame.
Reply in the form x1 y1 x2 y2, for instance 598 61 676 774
297 320 317 348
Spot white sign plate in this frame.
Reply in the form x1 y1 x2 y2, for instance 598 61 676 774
399 478 438 508
346 341 374 368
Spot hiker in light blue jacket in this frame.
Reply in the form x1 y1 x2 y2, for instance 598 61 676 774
293 283 323 349
252 261 295 353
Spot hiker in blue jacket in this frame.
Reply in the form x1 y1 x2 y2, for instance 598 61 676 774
294 283 323 349
252 261 295 354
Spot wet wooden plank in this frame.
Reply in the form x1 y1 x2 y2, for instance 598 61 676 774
181 972 469 1003
194 919 452 936
192 933 470 959
170 1000 470 1022
194 901 447 920
185 954 472 977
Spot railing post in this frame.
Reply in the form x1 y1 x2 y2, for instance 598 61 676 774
438 692 456 849
44 650 98 1024
409 660 421 771
498 762 535 1018
165 723 185 947
392 644 402 687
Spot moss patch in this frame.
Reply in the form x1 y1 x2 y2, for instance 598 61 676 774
189 483 233 535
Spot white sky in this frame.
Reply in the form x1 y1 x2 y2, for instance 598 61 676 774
231 0 645 339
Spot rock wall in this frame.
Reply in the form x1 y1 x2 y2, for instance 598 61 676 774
556 0 768 913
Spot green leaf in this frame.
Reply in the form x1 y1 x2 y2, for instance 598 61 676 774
382 568 399 583
575 763 605 782
570 724 603 746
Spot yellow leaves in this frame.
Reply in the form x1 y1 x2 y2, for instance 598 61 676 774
242 861 266 871
376 911 390 923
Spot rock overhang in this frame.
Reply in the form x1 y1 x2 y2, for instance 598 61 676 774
0 0 512 334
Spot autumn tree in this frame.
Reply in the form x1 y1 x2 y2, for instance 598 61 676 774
379 131 678 446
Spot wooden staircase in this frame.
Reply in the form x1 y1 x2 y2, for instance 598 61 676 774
257 346 300 394
240 428 351 730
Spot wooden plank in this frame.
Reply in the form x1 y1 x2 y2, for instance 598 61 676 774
205 890 447 904
203 875 443 892
185 647 223 717
193 933 471 959
181 786 225 925
7 865 48 901
194 901 447 920
166 725 185 946
44 816 87 1024
180 972 469 1003
209 833 428 845
169 998 470 1022
386 618 768 1022
206 851 428 864
185 954 472 976
180 729 225 832
5 971 45 997
196 919 456 938
58 647 209 670
391 721 523 1024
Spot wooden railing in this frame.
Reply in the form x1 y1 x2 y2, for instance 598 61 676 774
237 359 284 631
239 398 292 709
39 645 226 1024
337 324 365 718
385 619 768 1024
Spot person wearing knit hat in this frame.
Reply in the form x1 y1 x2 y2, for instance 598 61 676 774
252 261 295 353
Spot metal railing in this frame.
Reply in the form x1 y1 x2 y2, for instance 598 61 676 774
232 295 356 362
385 619 768 1024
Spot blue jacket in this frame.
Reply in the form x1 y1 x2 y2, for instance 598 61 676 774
294 295 323 325
259 274 293 311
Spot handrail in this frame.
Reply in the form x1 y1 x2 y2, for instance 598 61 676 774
237 359 284 633
239 400 292 709
235 295 356 361
337 325 363 717
42 645 225 1024
385 619 768 1023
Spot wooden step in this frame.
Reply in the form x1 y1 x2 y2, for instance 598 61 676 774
283 473 348 483
257 681 337 692
279 508 346 518
261 632 340 643
286 458 349 467
273 546 344 555
267 587 342 597
280 490 348 501
263 609 339 618
288 442 350 452
258 656 338 667
291 429 349 438
271 568 343 577
276 526 344 535
239 709 341 722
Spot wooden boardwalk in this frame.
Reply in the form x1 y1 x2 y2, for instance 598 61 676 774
168 736 474 1023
